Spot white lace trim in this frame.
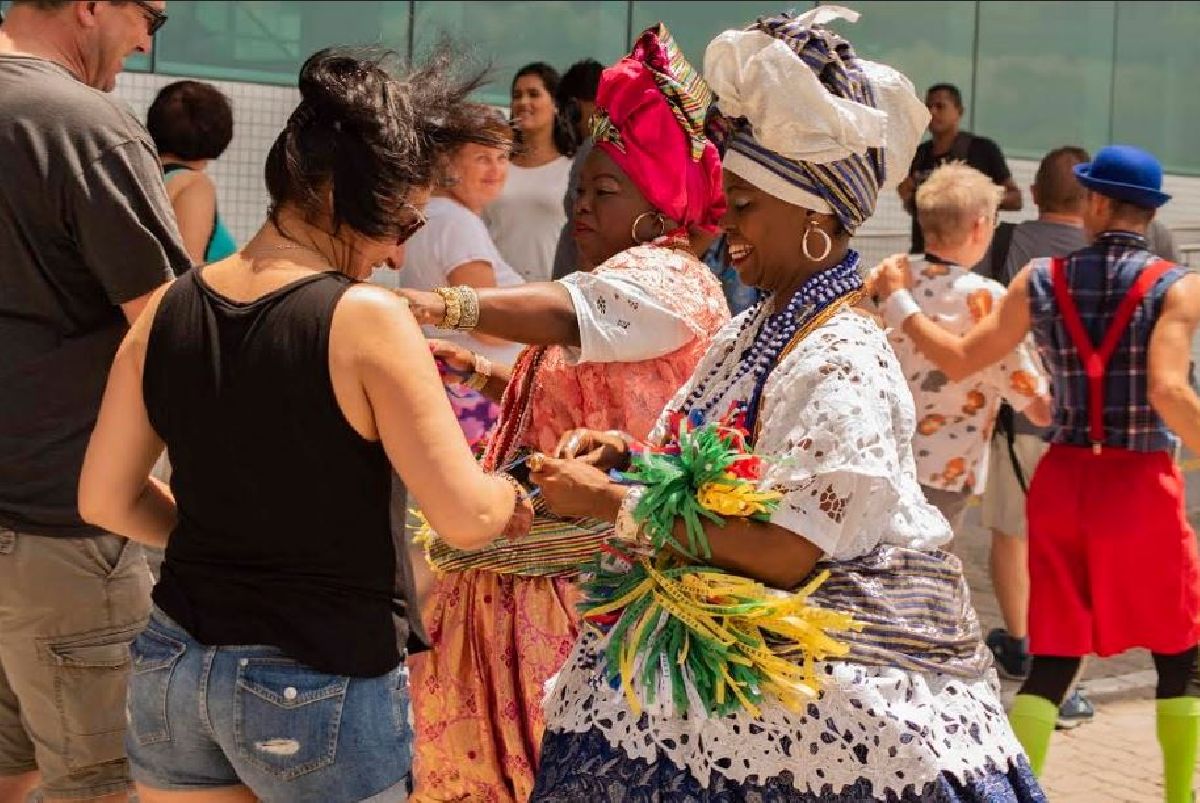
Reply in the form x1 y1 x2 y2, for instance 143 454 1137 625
655 306 952 560
544 629 1026 792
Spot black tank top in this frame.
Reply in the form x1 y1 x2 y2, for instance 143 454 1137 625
144 269 418 677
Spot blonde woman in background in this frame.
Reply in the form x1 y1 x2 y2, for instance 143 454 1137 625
383 103 524 447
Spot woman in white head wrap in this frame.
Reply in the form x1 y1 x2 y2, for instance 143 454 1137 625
526 8 1046 801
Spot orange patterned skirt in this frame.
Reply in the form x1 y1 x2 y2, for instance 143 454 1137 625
408 569 581 802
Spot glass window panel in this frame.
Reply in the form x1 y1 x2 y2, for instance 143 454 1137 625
1113 1 1200 176
124 52 152 73
629 1 814 71
412 1 628 107
155 1 409 86
825 1 976 113
974 1 1114 162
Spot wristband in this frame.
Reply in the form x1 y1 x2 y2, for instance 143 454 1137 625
882 289 922 328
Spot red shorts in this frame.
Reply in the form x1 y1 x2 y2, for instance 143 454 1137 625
1027 444 1200 657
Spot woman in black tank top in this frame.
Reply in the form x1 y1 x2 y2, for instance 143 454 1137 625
78 48 530 803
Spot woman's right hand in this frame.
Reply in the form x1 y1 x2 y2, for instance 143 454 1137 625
394 288 446 326
428 339 475 387
553 428 633 472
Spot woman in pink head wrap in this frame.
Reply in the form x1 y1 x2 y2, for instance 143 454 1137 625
398 24 729 802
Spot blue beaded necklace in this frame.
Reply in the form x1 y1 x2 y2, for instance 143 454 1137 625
683 250 864 436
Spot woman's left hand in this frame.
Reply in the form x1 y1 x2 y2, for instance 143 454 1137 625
529 455 625 522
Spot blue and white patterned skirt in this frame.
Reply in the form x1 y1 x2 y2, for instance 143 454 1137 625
529 629 1046 803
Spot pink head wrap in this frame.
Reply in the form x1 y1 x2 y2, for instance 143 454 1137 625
591 24 726 233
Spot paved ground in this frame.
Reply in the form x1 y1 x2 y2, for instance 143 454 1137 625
1039 697 1172 802
957 490 1200 801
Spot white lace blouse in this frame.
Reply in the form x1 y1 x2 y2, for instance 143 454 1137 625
652 303 952 559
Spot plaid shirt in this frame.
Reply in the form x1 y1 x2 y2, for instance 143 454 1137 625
1028 231 1188 453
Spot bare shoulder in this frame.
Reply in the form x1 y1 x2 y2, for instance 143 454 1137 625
170 169 213 193
165 170 215 208
1164 272 1200 317
338 283 413 317
330 283 419 351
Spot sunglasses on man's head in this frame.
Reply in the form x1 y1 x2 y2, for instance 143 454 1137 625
396 203 427 245
129 0 168 36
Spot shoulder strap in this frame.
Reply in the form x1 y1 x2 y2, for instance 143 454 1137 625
1051 257 1175 448
162 163 194 176
1100 259 1175 361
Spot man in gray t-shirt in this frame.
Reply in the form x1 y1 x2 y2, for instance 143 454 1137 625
0 2 188 799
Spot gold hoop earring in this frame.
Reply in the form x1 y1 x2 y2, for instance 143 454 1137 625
631 211 666 244
801 221 833 263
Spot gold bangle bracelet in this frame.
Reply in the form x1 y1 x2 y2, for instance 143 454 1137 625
454 286 481 331
433 287 462 329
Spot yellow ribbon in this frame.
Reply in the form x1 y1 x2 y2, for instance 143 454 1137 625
696 476 783 517
410 509 434 549
602 560 859 717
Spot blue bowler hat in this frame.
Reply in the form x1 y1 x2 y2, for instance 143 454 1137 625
1073 144 1171 208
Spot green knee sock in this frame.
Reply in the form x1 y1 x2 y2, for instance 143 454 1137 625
1157 696 1200 803
1009 694 1058 776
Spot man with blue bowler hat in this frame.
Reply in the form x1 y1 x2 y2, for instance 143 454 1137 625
872 144 1200 802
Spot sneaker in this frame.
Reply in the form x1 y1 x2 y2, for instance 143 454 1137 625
1056 689 1095 730
986 628 1031 679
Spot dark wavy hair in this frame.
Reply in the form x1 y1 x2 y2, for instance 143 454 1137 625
147 80 234 161
264 46 505 241
512 62 576 157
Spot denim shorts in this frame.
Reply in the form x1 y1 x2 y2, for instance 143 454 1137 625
126 607 411 802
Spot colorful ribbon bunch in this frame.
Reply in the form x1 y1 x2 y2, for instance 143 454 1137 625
619 408 781 560
581 408 859 718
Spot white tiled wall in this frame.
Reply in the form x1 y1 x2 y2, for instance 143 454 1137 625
114 73 1200 268
114 72 299 246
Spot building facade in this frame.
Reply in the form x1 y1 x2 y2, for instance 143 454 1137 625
4 0 1200 261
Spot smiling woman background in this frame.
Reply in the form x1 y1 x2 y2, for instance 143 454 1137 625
483 62 575 283
388 103 524 446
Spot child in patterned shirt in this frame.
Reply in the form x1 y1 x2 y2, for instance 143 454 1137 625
869 163 1051 534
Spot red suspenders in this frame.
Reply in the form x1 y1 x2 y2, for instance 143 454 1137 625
1050 257 1174 453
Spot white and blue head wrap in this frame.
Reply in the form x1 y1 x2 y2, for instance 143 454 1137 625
704 6 929 233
